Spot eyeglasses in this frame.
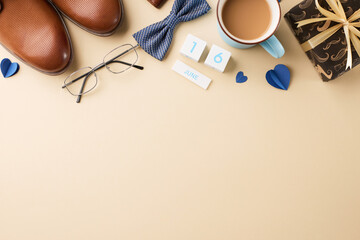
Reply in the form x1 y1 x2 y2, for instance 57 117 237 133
62 43 143 103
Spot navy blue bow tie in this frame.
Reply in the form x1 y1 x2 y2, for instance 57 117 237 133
133 0 211 61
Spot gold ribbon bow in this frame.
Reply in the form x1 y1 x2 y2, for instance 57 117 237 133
297 0 360 69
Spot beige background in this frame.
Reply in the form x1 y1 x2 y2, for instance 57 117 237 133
1 0 360 239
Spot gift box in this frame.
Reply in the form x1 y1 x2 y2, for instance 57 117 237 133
285 0 360 81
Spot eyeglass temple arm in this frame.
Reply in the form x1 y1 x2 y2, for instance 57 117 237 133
76 73 91 103
112 60 144 70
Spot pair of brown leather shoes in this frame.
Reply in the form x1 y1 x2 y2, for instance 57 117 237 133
0 0 123 75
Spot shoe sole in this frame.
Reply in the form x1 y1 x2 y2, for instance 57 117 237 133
49 0 124 37
0 1 73 76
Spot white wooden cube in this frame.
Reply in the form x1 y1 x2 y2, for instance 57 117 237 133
205 44 231 72
180 34 207 62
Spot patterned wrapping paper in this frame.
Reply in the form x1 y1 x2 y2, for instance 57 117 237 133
285 0 360 81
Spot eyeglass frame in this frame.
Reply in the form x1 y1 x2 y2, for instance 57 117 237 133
62 43 143 103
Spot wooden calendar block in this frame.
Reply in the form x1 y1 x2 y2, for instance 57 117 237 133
180 34 207 62
205 44 231 72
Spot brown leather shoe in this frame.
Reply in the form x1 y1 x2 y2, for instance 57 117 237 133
0 0 72 75
50 0 123 36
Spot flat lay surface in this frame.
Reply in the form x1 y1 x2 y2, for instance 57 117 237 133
1 0 360 239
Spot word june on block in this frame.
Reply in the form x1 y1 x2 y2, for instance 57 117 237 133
180 34 207 62
172 60 212 90
205 44 231 72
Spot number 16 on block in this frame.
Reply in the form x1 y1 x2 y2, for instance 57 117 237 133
205 44 232 73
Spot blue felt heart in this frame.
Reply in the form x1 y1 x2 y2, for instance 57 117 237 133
236 71 248 83
1 58 20 78
266 64 290 90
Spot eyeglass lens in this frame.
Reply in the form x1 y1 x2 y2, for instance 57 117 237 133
64 67 98 96
103 44 139 74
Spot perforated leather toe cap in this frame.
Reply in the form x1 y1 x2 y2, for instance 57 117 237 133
51 0 123 36
0 0 72 74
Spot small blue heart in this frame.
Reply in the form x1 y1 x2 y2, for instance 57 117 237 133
266 64 290 90
1 58 20 78
236 71 248 83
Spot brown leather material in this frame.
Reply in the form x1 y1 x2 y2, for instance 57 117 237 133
147 0 165 8
0 0 72 75
51 0 123 36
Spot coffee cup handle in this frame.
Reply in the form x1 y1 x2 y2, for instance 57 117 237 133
259 35 285 58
